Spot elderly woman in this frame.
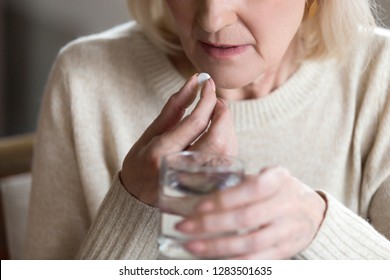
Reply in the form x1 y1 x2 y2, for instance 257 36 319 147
25 0 390 259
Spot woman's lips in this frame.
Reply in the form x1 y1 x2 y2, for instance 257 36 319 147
200 41 249 59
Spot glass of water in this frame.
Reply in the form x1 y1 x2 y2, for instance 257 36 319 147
158 151 245 259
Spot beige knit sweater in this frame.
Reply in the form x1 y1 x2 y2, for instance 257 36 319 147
25 22 390 259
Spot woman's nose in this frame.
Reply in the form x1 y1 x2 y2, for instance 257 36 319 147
196 0 238 33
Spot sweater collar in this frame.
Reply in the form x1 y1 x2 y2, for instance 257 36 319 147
227 59 331 131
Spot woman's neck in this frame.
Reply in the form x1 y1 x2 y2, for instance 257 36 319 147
217 36 304 101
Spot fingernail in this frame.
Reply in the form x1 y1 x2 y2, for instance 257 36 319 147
197 200 215 213
175 220 196 232
185 241 206 253
197 72 211 87
208 78 216 92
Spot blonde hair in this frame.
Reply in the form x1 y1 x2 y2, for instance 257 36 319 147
127 0 181 54
127 0 377 61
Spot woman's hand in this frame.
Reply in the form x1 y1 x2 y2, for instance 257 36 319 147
120 74 237 206
176 166 327 259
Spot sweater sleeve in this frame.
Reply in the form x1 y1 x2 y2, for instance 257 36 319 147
297 41 390 259
76 174 160 259
25 54 90 259
25 52 160 260
296 190 390 259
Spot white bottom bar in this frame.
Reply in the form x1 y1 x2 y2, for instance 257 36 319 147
1 260 389 280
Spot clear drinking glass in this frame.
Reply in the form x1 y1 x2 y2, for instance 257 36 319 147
158 151 245 259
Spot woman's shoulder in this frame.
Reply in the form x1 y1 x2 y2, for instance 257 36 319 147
360 27 390 62
368 27 390 58
350 27 390 128
54 21 157 69
372 27 390 45
363 27 390 81
342 27 390 86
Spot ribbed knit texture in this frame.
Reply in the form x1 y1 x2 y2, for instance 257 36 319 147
297 192 390 259
25 22 390 259
77 175 159 259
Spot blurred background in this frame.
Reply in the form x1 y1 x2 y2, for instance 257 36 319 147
0 0 390 137
0 0 130 137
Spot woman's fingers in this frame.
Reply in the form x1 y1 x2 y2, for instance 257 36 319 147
194 167 289 214
140 74 199 144
183 220 294 259
174 168 290 235
175 191 288 234
120 75 200 205
161 79 218 150
189 99 237 156
174 165 326 259
141 74 234 155
135 74 216 153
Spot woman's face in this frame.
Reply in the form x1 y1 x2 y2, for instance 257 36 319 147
165 0 306 89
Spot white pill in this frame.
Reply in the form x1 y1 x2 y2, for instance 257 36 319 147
197 72 211 87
